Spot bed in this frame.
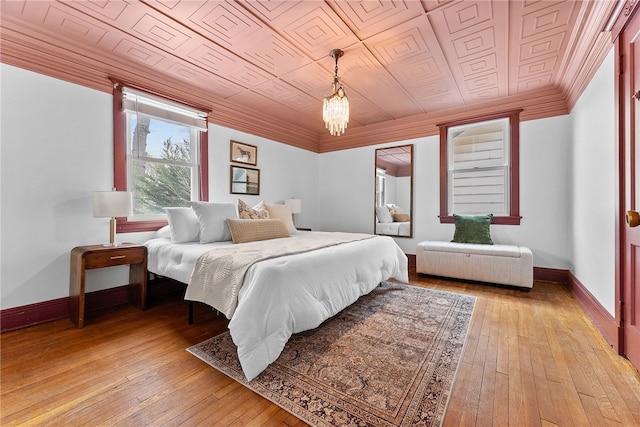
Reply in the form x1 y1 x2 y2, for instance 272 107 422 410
376 220 411 236
145 225 408 381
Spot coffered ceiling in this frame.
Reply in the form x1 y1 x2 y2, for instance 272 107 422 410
0 0 618 152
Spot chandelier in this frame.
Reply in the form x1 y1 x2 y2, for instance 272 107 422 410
322 49 349 136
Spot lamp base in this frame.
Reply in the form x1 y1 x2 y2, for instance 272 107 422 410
103 217 123 247
102 242 124 247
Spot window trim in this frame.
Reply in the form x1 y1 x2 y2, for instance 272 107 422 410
112 81 209 233
438 109 522 225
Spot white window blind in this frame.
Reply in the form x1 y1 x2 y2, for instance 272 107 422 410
448 118 510 215
376 168 386 207
122 87 208 131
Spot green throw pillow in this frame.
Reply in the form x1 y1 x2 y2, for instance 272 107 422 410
451 214 494 244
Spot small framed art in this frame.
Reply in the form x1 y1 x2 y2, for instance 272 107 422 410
230 140 258 166
230 165 260 195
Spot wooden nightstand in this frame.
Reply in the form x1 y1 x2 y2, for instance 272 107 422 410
69 244 148 328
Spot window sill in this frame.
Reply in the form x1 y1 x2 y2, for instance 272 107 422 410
439 215 521 225
116 218 168 233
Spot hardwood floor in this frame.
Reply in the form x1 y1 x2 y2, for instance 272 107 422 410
2 271 640 426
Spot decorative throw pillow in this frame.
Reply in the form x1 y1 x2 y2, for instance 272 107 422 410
190 201 238 243
393 213 410 222
265 203 297 234
226 218 290 244
375 205 394 223
237 199 269 219
451 213 494 245
164 207 200 243
388 205 404 215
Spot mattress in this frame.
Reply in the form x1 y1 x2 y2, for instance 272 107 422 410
376 221 411 236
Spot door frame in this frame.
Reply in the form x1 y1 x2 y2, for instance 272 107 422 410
614 0 640 363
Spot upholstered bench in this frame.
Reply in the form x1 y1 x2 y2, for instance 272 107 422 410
416 241 533 288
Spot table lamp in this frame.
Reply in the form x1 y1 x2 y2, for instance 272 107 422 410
93 190 132 246
284 198 302 226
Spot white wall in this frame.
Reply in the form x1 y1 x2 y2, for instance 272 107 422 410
206 124 319 229
318 120 574 263
0 64 318 310
318 147 374 233
396 176 411 215
1 64 127 309
0 52 618 318
569 48 616 315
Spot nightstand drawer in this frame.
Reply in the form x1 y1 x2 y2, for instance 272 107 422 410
84 248 146 269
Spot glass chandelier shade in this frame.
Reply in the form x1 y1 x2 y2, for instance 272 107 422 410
323 49 349 136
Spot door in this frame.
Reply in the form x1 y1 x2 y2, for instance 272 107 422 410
620 3 640 371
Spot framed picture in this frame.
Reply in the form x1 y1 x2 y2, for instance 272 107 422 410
230 140 258 166
230 165 260 195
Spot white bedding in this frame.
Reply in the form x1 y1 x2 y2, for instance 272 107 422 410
145 231 408 380
376 221 411 236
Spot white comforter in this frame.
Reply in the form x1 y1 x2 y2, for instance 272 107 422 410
145 232 408 380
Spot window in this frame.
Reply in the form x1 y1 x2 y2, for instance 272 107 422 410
376 168 386 206
113 82 209 232
439 110 521 225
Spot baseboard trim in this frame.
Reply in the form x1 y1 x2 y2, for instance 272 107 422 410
533 266 569 283
1 297 69 333
1 266 619 348
565 271 619 351
407 253 416 269
1 279 184 333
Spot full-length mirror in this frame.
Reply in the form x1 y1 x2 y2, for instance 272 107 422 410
374 144 413 238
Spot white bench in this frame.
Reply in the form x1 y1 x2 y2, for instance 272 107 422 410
416 241 533 288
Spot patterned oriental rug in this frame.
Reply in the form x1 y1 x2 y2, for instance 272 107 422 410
188 282 476 426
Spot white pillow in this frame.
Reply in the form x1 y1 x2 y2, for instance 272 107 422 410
165 207 200 243
191 201 238 243
375 205 394 223
266 203 297 234
155 225 172 239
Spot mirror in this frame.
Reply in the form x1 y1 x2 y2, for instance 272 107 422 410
374 144 413 238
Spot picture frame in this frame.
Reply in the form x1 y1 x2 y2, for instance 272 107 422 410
230 140 258 166
230 165 260 195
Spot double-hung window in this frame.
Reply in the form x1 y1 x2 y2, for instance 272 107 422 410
439 110 522 225
113 82 209 232
376 168 386 207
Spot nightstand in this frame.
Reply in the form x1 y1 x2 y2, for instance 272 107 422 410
69 244 148 328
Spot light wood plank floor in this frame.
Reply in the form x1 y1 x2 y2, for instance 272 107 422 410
2 271 640 426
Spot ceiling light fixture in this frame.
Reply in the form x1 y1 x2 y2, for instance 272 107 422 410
323 49 349 136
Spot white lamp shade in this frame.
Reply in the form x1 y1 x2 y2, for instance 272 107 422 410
284 198 302 214
93 191 132 218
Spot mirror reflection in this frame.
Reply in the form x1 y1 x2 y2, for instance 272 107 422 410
375 144 413 238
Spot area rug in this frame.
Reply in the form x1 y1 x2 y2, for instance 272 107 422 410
188 282 476 426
